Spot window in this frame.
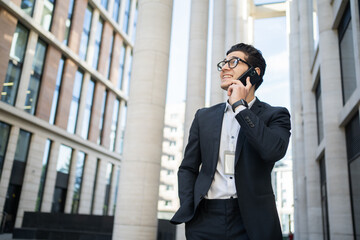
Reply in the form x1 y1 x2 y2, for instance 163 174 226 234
40 0 55 31
118 103 127 154
56 145 72 174
35 139 51 211
101 0 108 10
92 18 104 69
67 70 84 134
117 44 126 89
91 158 100 214
0 122 11 179
125 51 133 95
315 80 324 144
20 0 36 16
319 156 330 240
1 24 29 106
109 98 120 151
112 0 121 22
79 5 93 61
24 39 47 115
338 4 357 104
132 2 138 43
112 167 120 215
103 163 113 215
105 33 115 79
71 151 85 214
312 0 319 49
49 57 65 124
98 90 107 144
80 79 95 139
63 0 75 45
122 0 132 34
345 113 360 238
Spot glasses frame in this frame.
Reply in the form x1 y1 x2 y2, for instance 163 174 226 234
216 57 252 71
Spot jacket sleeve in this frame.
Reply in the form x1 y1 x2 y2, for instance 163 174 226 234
177 110 202 205
235 107 291 163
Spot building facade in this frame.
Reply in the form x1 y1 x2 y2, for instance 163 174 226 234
0 0 137 233
289 0 360 239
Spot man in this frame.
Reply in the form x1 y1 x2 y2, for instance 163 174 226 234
170 43 291 240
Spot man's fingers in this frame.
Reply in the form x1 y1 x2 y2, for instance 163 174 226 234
246 77 252 89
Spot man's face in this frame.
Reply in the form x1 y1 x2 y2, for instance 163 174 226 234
219 51 249 91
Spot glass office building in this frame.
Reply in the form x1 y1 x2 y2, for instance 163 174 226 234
0 0 137 232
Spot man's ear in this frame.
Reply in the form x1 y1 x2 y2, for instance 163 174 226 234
255 67 261 76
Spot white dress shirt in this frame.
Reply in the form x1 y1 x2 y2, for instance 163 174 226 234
206 97 256 199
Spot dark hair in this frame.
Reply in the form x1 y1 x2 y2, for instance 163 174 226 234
226 43 266 90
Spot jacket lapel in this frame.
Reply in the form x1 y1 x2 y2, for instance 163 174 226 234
211 103 226 168
235 98 263 165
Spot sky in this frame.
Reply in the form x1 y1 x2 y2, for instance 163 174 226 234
166 0 290 112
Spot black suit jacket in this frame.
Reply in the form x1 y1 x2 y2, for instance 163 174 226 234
170 98 291 240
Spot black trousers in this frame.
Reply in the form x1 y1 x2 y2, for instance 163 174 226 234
185 198 250 240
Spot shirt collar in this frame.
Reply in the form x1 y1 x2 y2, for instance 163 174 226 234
224 97 257 112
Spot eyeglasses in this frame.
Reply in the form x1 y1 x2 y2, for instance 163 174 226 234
216 57 251 71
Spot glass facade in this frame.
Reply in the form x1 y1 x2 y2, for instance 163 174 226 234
40 0 55 31
91 158 100 214
106 33 114 79
71 151 85 214
35 139 51 211
112 0 121 22
112 167 120 215
315 80 324 144
79 5 93 61
24 39 47 115
103 163 113 215
123 0 132 34
20 0 36 16
63 0 75 45
49 57 65 124
117 44 126 89
67 70 84 134
339 4 357 104
1 24 29 106
98 90 108 144
80 79 95 139
132 3 138 43
101 0 109 10
312 0 319 49
119 103 127 154
125 51 133 95
109 98 120 151
0 122 11 179
92 18 104 70
319 157 330 240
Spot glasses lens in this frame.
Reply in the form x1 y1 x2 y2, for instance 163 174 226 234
217 61 225 71
229 58 238 69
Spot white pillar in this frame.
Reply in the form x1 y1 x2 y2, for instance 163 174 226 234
298 0 323 239
225 0 237 50
289 0 308 239
112 0 173 239
317 0 354 239
210 0 225 105
183 0 209 144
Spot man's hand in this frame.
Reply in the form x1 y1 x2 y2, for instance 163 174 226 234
227 77 252 105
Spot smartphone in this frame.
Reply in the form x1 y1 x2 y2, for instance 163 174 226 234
237 67 261 86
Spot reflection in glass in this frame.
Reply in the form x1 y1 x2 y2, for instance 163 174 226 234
79 6 93 61
63 0 75 45
21 0 35 16
92 18 104 70
132 3 138 43
71 151 85 213
25 39 47 115
49 57 65 124
97 90 107 145
122 0 132 34
315 81 323 144
36 139 51 211
109 99 120 151
101 0 108 10
1 24 29 106
40 0 55 31
103 163 113 215
80 79 95 139
67 70 84 134
0 122 11 179
14 130 32 162
125 51 133 95
56 145 72 174
117 44 126 89
112 0 121 22
112 167 120 215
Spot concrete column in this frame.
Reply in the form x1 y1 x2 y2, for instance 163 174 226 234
236 0 250 43
88 83 106 143
183 0 209 144
298 1 323 239
78 155 97 214
92 158 107 215
113 0 173 239
102 92 116 149
0 127 19 212
288 1 308 239
64 149 78 213
317 0 354 239
15 134 46 227
225 0 237 50
108 165 119 215
86 9 100 65
41 141 60 212
210 0 226 106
